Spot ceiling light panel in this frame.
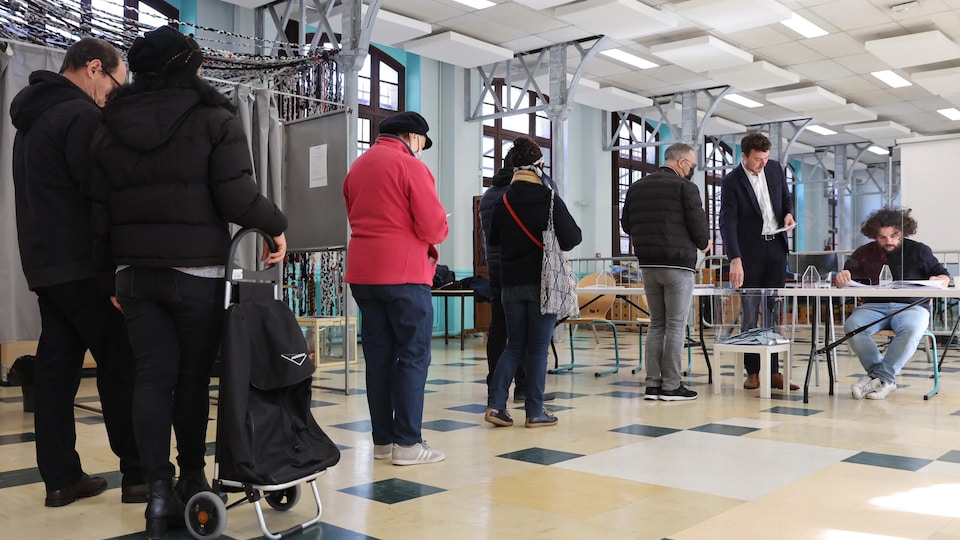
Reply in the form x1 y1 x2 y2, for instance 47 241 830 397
724 94 764 108
766 85 846 112
600 49 659 70
403 31 513 68
554 0 676 39
780 13 828 39
865 31 960 69
451 0 495 9
871 70 911 88
674 0 792 33
650 36 752 73
868 145 889 155
938 108 960 121
708 61 799 92
806 125 837 135
912 67 960 96
325 5 431 46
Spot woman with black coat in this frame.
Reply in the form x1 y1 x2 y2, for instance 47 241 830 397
90 26 287 539
484 137 581 428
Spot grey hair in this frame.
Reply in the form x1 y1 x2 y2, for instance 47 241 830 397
664 142 695 163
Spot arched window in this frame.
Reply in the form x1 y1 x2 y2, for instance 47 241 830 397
703 139 735 257
612 114 659 257
357 46 405 155
481 79 552 188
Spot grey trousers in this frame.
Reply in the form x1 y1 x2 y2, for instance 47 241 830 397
640 268 694 391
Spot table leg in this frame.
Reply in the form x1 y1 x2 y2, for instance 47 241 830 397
460 293 466 351
825 296 835 395
803 295 820 404
444 296 450 346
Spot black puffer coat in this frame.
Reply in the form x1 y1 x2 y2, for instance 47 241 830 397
90 86 286 271
478 166 513 269
620 167 709 271
10 71 103 290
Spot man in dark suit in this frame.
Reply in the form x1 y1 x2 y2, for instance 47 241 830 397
719 132 798 391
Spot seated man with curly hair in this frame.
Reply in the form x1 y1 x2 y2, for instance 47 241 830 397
835 208 950 400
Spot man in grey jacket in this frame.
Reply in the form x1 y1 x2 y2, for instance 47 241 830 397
621 143 711 401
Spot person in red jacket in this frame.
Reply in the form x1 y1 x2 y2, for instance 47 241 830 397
343 111 449 466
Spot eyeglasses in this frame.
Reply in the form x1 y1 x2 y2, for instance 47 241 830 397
102 69 122 88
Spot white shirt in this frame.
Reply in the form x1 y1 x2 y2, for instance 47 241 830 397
742 163 778 235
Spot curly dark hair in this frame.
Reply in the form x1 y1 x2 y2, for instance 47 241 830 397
740 132 771 156
860 207 918 238
509 136 543 167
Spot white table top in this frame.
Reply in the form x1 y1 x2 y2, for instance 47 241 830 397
577 284 960 299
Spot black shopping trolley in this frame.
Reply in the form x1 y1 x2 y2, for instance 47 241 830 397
184 228 341 539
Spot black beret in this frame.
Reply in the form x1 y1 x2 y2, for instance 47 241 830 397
128 26 203 76
379 111 433 150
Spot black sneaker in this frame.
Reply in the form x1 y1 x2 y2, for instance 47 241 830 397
658 384 698 401
644 386 660 401
513 391 556 403
484 408 513 427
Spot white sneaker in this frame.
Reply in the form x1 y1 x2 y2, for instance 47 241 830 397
851 376 881 400
392 441 445 466
374 444 394 460
866 381 897 400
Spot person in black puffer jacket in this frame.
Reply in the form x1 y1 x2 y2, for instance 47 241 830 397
485 137 581 428
89 26 287 539
620 142 710 401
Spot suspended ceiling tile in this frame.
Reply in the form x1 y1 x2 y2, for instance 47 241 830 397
755 41 823 67
574 86 653 111
554 0 677 39
325 5 431 46
439 13 528 44
766 85 846 111
499 35 553 52
798 33 865 58
865 30 960 68
809 103 878 126
483 2 570 35
536 25 595 45
402 31 514 68
843 120 912 140
650 36 753 73
787 59 854 82
708 61 799 92
807 0 892 31
912 67 960 96
513 0 577 8
674 0 792 33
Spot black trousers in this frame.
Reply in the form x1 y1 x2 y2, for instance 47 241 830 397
34 279 141 491
116 267 223 483
740 238 787 375
485 265 525 390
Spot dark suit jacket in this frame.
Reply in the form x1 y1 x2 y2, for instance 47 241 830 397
719 161 793 263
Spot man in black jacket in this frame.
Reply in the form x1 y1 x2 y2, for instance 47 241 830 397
10 38 143 507
621 143 711 401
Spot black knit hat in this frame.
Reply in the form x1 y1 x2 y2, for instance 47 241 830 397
379 111 433 150
127 26 203 76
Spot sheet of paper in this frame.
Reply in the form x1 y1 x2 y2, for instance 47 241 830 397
308 144 328 189
770 223 797 234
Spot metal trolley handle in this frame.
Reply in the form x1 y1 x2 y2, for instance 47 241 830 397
223 228 282 308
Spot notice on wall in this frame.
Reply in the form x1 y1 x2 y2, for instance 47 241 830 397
309 144 328 188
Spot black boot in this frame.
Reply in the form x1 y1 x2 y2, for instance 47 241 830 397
145 479 183 539
175 469 210 503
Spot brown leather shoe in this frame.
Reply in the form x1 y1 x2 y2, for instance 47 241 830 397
743 373 760 389
121 483 149 504
771 373 799 391
45 474 107 507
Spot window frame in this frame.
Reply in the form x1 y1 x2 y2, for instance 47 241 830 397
611 114 660 257
481 79 552 188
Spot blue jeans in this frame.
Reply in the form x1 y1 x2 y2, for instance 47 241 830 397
640 268 694 391
351 284 433 447
844 302 930 384
488 284 557 418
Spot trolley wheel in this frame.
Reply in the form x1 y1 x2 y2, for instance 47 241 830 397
185 491 228 539
264 485 301 511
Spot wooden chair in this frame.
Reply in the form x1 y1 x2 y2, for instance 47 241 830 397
551 272 622 377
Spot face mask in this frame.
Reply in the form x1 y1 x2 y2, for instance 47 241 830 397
415 148 423 160
685 165 695 180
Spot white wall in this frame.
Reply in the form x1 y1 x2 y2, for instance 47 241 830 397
900 134 960 252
